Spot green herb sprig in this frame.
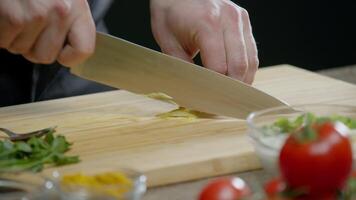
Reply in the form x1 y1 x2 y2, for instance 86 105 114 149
0 129 79 172
270 113 356 134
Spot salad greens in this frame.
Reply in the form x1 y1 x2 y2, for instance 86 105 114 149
0 129 79 172
268 113 356 134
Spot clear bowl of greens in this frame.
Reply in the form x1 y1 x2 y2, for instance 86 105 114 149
49 168 147 200
247 104 356 175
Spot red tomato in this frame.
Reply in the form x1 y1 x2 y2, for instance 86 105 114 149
279 121 352 196
198 177 251 200
264 177 286 197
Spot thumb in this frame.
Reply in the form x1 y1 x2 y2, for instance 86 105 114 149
58 15 95 67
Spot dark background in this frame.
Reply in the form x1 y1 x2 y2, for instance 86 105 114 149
104 0 356 70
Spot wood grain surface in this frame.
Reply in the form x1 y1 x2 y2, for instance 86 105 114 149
1 65 356 187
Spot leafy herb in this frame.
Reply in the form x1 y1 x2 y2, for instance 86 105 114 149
294 113 318 142
272 114 304 133
268 113 356 134
0 129 79 172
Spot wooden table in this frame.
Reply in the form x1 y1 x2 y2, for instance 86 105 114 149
144 64 356 200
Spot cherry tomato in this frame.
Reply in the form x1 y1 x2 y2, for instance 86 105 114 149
264 177 286 197
198 177 251 200
279 121 352 196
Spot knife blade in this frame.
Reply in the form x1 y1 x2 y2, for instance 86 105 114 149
70 32 288 118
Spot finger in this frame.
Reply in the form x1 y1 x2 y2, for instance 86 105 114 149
26 0 74 65
27 14 68 64
223 9 249 81
23 53 39 64
0 1 24 50
197 30 227 75
241 9 259 84
8 8 47 55
57 13 96 67
158 34 195 63
161 42 195 63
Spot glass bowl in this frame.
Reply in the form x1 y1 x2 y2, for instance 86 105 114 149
0 171 57 200
50 168 147 200
247 104 356 175
0 168 146 200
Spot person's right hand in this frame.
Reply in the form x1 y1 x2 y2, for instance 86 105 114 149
0 0 96 67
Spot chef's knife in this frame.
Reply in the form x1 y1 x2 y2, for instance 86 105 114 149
70 32 288 118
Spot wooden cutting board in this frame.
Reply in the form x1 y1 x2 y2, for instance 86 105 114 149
1 65 356 187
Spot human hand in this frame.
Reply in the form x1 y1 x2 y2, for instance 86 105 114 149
0 0 95 67
150 0 258 84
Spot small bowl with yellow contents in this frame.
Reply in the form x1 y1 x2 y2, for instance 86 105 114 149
50 168 146 200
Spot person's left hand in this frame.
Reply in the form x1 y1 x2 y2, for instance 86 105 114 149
150 0 258 84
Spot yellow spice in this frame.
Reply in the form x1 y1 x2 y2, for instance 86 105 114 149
61 172 133 199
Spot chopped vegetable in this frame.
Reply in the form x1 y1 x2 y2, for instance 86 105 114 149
329 115 356 129
0 128 79 172
61 172 133 199
267 113 356 134
145 92 214 120
157 107 214 120
145 92 177 105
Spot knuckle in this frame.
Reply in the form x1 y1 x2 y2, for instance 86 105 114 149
28 1 48 22
31 9 47 23
203 11 221 29
7 15 25 30
53 0 71 18
224 4 240 21
234 59 249 74
214 63 228 75
240 8 249 19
